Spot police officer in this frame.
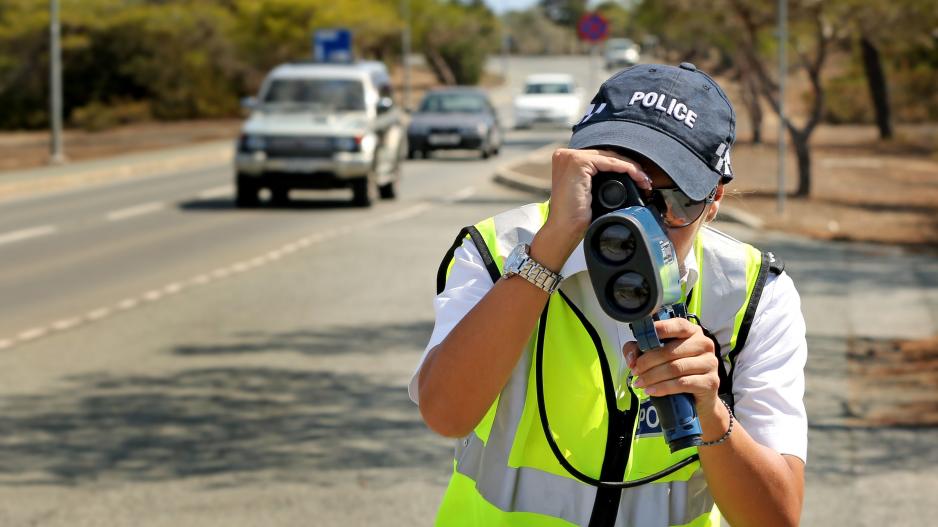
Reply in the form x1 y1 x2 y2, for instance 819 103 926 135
410 63 807 526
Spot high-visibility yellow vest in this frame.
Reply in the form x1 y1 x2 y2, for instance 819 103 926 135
433 202 781 527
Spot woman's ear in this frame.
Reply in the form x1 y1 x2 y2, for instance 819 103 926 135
705 184 725 223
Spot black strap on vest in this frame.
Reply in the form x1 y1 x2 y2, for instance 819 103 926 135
722 251 784 400
436 226 500 294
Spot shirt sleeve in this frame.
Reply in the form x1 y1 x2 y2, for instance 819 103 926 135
731 271 809 463
409 238 496 404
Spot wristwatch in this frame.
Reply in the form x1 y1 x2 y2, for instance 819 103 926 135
502 243 563 295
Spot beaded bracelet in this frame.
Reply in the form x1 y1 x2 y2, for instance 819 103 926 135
699 399 734 447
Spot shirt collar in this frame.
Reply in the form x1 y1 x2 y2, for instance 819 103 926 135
560 239 699 290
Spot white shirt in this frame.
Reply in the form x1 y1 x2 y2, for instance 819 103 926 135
411 235 808 463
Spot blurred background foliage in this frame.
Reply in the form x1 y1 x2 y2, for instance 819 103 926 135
0 0 935 138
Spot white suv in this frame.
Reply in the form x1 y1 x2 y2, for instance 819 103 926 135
235 61 405 207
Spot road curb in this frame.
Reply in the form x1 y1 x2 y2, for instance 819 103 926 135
492 145 765 230
0 141 234 202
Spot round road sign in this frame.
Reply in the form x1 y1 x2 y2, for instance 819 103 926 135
577 12 609 43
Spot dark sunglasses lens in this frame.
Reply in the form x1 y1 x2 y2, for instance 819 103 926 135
655 188 708 227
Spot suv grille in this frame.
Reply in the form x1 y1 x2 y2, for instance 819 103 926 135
266 136 334 159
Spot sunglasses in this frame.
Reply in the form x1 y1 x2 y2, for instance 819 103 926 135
639 185 717 228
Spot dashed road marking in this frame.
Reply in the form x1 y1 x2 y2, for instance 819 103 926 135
0 200 437 351
0 225 57 246
106 201 165 221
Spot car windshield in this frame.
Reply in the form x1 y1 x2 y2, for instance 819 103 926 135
262 78 365 112
419 93 487 113
524 82 573 95
607 39 636 51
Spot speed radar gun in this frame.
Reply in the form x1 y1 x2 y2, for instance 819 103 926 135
584 172 703 453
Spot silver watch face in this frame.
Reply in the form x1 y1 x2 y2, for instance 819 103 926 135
504 243 529 275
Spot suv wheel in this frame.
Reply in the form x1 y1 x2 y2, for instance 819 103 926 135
351 176 377 207
270 187 290 205
235 179 259 208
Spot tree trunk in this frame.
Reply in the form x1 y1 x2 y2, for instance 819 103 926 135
424 47 457 86
790 129 812 197
740 70 763 144
859 35 893 139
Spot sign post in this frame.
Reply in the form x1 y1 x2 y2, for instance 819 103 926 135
313 29 353 63
577 12 609 95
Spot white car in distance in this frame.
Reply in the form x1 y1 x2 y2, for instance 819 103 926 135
513 74 584 129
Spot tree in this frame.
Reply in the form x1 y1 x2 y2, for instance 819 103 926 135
412 0 498 85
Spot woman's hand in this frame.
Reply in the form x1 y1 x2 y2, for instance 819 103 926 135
623 318 721 418
531 148 652 271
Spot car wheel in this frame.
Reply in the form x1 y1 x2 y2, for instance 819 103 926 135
351 176 377 207
235 180 259 208
270 187 290 205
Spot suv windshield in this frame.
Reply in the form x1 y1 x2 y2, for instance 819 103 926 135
262 78 365 112
419 93 487 114
524 83 573 94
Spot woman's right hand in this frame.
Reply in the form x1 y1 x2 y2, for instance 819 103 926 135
531 148 653 271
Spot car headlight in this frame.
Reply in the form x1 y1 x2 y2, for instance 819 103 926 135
240 134 266 152
333 136 361 152
475 123 487 135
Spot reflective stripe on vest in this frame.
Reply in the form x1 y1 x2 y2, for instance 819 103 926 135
434 202 767 527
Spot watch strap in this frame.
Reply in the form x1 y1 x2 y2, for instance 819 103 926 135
516 258 562 294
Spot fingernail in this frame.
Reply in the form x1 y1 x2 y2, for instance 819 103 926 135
633 377 644 388
645 386 657 395
639 172 653 189
625 352 635 367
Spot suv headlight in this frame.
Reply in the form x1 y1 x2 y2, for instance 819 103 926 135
239 134 266 152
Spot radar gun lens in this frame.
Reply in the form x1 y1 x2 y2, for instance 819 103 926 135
610 272 650 311
597 223 636 263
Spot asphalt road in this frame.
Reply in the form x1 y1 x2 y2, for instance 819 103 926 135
0 54 607 526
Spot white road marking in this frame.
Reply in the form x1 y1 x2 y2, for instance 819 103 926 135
450 186 477 202
2 199 440 351
51 318 82 331
106 201 165 221
0 225 57 246
86 308 111 321
379 203 432 223
196 185 233 199
117 298 139 310
18 327 47 341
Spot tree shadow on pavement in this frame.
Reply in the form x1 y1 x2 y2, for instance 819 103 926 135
0 365 450 487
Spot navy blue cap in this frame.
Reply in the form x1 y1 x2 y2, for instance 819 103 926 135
569 63 736 201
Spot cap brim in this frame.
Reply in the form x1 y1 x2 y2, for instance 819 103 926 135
569 120 718 201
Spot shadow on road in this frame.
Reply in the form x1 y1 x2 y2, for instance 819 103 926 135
0 320 447 486
174 321 434 357
0 365 446 486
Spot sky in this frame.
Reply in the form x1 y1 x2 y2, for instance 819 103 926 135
485 0 539 14
485 0 617 15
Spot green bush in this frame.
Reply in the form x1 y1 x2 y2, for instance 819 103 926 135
70 100 151 132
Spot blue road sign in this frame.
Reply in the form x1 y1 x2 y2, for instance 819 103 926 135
577 12 609 43
313 29 353 63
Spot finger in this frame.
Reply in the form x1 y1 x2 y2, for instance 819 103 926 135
632 354 718 390
584 153 653 190
632 335 712 376
641 373 720 398
653 318 701 341
623 342 639 368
